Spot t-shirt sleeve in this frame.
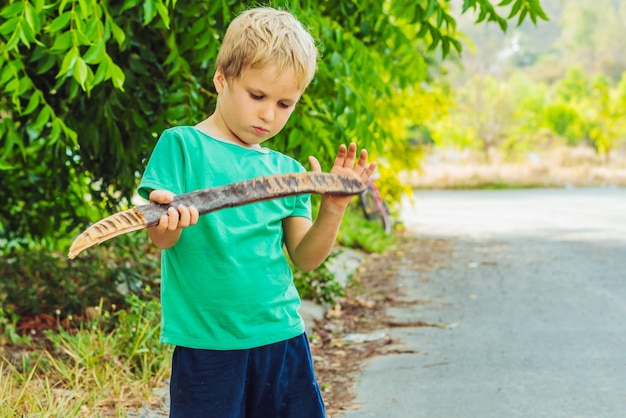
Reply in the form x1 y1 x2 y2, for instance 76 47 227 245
291 190 312 220
138 129 186 201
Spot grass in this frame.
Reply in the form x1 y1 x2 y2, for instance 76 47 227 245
0 295 170 417
402 146 626 190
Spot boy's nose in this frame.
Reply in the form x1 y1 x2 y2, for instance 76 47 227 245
259 105 274 122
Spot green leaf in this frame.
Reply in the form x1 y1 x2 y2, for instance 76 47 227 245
4 79 19 98
424 0 437 20
441 36 450 57
450 38 463 54
31 106 51 132
109 62 125 90
131 111 147 128
461 0 475 13
143 0 156 26
46 12 72 32
0 17 18 36
165 104 187 121
77 0 89 18
57 47 78 78
120 0 142 14
516 8 528 26
508 0 522 19
0 2 23 19
428 29 440 51
19 26 32 48
50 31 72 52
529 0 549 21
0 161 18 170
50 119 62 144
93 59 108 84
84 19 99 39
58 0 71 13
497 16 507 31
330 52 342 69
21 91 40 115
110 22 126 46
23 2 39 33
73 57 88 89
82 39 105 64
33 54 54 76
156 1 170 28
287 128 301 149
417 22 429 38
0 64 15 86
2 30 21 51
165 91 187 103
75 30 92 46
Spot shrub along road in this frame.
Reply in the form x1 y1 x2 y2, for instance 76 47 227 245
344 187 626 417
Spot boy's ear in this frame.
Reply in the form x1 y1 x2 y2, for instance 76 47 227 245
213 69 226 93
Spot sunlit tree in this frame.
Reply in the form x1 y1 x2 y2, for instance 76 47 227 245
0 0 548 246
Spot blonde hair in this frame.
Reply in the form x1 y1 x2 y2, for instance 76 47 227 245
216 7 318 91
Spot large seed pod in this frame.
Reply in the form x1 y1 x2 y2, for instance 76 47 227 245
68 172 366 259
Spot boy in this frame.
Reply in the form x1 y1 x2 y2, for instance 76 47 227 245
138 7 376 418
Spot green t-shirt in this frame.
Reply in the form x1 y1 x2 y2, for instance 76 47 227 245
138 126 311 350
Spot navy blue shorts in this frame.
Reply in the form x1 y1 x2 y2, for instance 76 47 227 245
169 333 326 418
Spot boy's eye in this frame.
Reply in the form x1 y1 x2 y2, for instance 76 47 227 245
278 102 291 109
250 93 263 100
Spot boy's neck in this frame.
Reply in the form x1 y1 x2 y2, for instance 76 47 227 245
194 117 263 150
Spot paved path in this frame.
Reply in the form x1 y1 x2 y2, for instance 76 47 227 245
344 187 626 418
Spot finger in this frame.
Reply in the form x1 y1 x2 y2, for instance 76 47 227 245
150 190 175 204
355 149 369 171
361 162 378 182
167 206 180 231
156 214 169 232
309 156 322 172
341 142 358 168
332 144 348 169
178 205 190 227
189 206 199 225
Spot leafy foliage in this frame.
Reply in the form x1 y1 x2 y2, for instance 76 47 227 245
431 66 626 162
0 0 547 247
432 0 626 162
338 209 397 254
0 232 159 317
293 250 348 305
292 198 397 305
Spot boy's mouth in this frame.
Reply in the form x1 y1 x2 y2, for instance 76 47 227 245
253 126 269 135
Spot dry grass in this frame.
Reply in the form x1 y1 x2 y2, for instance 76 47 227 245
0 297 171 417
401 146 626 189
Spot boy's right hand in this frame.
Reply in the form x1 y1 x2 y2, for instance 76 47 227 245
149 189 199 233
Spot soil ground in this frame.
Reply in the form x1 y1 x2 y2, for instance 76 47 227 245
310 233 449 417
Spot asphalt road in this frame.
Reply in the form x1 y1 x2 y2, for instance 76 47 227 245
344 187 626 418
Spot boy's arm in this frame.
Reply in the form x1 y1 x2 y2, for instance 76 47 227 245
284 143 376 272
146 189 199 249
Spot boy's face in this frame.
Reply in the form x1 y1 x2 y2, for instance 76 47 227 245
212 65 303 147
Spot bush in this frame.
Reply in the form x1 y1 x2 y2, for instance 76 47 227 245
337 206 397 253
0 233 160 317
293 250 348 305
293 207 397 305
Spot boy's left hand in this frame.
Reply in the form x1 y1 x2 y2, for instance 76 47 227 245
309 142 377 211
